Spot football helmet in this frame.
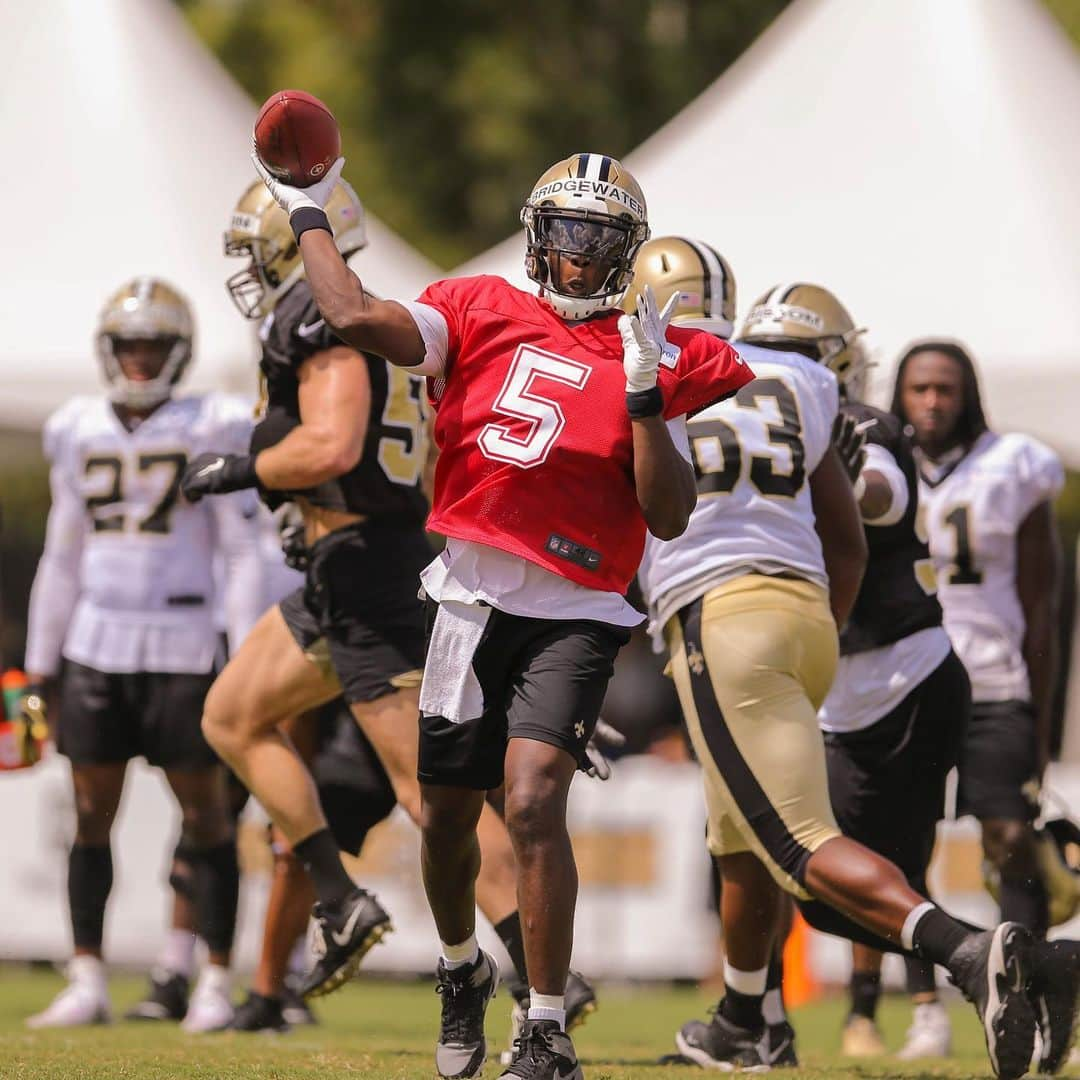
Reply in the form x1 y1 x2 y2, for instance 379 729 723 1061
622 236 736 339
739 283 867 390
96 278 194 410
224 178 367 319
521 152 650 321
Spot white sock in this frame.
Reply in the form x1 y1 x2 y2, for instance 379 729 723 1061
158 929 197 978
440 934 479 970
762 988 786 1026
724 960 768 997
288 936 307 976
528 989 566 1030
196 963 231 993
900 902 935 952
69 954 106 990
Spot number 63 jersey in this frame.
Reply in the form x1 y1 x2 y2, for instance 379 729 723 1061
638 342 838 640
25 393 264 677
918 430 1064 704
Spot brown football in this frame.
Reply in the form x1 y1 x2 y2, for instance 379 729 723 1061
253 90 341 188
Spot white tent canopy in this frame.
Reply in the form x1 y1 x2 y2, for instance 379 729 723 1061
1 0 438 428
458 0 1080 463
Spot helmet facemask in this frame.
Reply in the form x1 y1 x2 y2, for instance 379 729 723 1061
224 232 299 320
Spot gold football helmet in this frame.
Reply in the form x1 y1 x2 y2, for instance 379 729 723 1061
521 152 650 320
96 278 194 410
224 178 367 319
622 236 736 340
739 283 867 392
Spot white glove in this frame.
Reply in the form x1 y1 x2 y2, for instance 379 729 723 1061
252 150 345 217
583 718 627 781
619 284 680 393
636 283 679 353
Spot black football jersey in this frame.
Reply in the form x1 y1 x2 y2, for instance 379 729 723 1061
840 402 943 655
250 280 429 526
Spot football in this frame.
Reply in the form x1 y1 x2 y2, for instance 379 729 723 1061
253 89 341 188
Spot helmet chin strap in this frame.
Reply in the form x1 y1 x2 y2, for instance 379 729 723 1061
539 286 623 322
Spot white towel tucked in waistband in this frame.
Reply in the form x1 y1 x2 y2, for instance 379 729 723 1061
418 599 492 724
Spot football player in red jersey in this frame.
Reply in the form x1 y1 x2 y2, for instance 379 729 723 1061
251 150 752 1080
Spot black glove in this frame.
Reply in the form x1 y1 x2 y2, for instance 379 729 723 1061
181 453 258 503
831 413 869 485
582 718 627 781
280 520 310 572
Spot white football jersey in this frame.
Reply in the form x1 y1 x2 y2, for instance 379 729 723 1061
639 343 838 640
919 430 1063 703
25 393 264 676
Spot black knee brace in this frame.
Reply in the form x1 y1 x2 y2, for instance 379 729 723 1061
169 841 197 901
188 841 240 956
69 844 113 950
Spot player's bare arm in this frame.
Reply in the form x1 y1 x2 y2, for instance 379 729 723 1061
631 414 695 539
253 345 371 490
1016 499 1062 775
810 446 868 627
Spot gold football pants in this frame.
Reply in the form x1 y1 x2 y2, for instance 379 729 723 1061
666 574 840 899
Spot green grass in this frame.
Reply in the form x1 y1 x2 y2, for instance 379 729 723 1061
0 966 1065 1079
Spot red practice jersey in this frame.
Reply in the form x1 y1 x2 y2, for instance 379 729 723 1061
419 275 753 593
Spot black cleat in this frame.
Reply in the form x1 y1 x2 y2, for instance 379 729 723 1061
297 888 392 999
948 922 1036 1080
281 978 318 1027
501 969 597 1064
767 1019 799 1067
435 950 499 1079
229 990 289 1033
124 969 189 1022
498 1018 583 1079
674 1008 769 1072
1025 937 1080 1074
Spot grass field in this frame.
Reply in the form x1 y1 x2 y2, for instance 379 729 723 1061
0 966 1069 1079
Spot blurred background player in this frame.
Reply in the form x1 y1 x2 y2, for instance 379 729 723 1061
22 279 263 1031
182 181 553 1053
810 330 971 1061
253 152 750 1080
637 278 1079 1078
893 343 1064 939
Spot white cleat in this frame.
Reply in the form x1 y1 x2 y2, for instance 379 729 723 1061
181 965 234 1033
897 1001 952 1060
26 957 111 1029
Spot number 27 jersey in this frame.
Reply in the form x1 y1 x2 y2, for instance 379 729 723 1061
638 343 838 632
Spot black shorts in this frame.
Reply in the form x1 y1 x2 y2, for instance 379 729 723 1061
825 649 970 885
279 521 430 704
312 699 397 856
956 698 1040 823
57 660 217 769
418 602 631 791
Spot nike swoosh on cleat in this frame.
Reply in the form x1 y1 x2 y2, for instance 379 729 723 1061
297 319 326 339
330 902 370 948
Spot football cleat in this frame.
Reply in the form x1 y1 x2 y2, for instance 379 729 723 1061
281 978 318 1026
767 1019 799 1067
498 1018 584 1080
298 888 392 999
181 965 233 1033
896 1000 952 1060
124 968 189 1022
841 1014 886 1057
674 1008 769 1071
26 958 111 1029
947 922 1035 1080
1024 936 1080 1074
501 969 597 1065
230 990 290 1033
435 950 499 1079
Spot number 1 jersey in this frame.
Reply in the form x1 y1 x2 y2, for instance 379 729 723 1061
638 343 838 638
417 275 752 595
918 430 1063 703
